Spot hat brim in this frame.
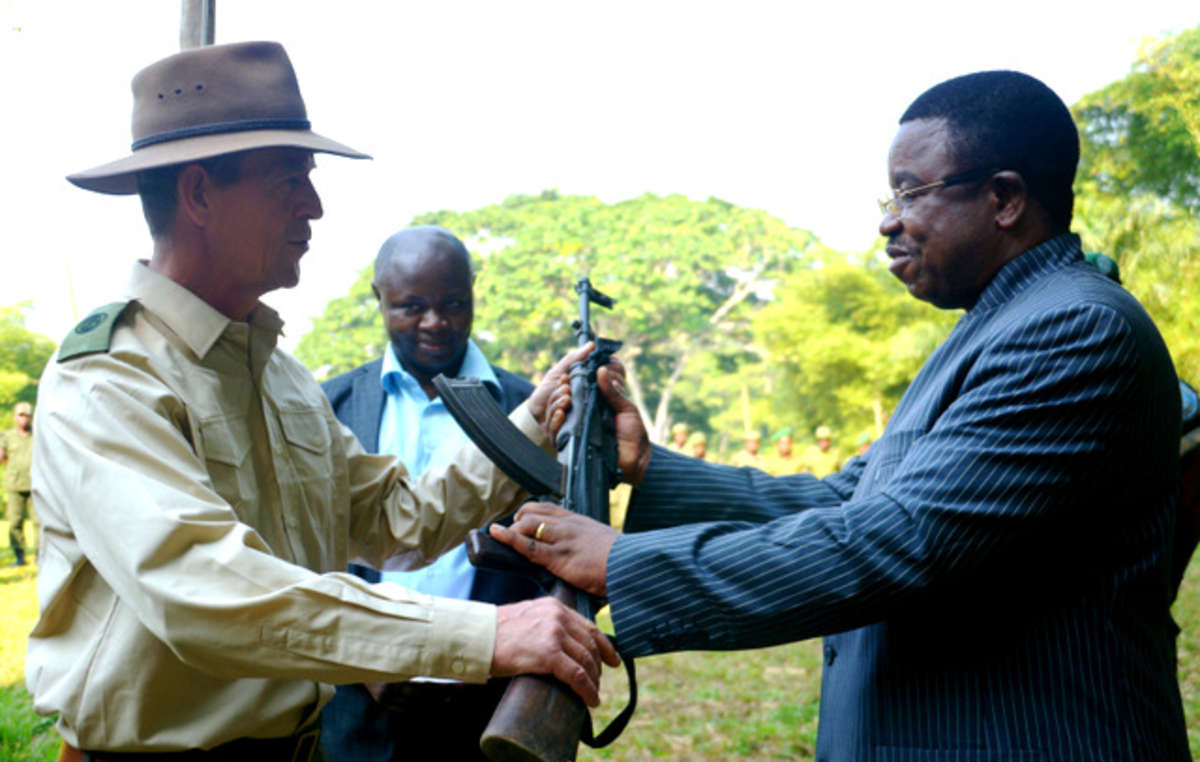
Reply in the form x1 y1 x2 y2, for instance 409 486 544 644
67 129 371 195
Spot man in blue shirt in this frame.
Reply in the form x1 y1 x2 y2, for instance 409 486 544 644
321 226 538 761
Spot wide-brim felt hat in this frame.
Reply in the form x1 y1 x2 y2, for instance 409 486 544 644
68 41 369 195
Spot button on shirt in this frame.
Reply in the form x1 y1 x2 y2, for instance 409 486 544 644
27 262 551 752
376 339 500 600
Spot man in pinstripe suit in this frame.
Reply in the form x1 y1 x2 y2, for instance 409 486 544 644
494 71 1189 760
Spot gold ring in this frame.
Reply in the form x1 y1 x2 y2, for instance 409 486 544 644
535 521 547 541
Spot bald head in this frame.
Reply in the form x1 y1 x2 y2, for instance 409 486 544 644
372 226 475 397
373 226 473 282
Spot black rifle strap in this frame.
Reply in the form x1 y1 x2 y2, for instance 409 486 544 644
580 639 637 748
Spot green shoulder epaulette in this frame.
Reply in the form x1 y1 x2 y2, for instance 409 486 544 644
57 301 133 362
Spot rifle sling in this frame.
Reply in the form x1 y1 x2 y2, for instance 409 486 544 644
580 639 637 748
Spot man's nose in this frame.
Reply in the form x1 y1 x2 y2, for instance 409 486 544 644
298 176 323 220
419 308 446 329
879 209 900 237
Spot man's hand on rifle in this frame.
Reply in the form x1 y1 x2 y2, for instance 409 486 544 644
489 502 617 598
491 596 620 707
541 355 652 486
527 341 596 431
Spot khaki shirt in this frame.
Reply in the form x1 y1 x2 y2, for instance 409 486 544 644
726 450 765 470
762 452 805 476
798 445 841 479
28 263 546 751
1 427 33 491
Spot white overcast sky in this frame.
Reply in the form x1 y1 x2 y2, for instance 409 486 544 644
2 1 1198 349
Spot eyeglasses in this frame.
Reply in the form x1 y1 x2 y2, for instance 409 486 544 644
878 167 996 216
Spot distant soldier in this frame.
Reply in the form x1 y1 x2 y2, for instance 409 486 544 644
765 426 804 475
855 432 873 456
688 431 709 461
665 422 691 454
1 402 35 566
800 425 841 478
728 430 766 469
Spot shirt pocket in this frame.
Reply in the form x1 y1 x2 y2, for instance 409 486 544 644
276 408 339 560
197 414 254 512
279 409 331 456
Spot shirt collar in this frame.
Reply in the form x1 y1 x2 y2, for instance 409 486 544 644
380 338 499 399
124 262 284 359
970 233 1084 314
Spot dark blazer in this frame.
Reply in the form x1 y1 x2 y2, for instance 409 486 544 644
607 235 1189 760
322 356 537 605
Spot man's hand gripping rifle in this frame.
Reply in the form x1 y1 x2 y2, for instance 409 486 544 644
432 278 636 762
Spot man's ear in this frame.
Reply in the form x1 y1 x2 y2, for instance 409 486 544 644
990 171 1028 230
176 164 213 228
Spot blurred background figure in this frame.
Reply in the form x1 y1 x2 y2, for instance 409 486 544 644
800 425 840 478
688 431 709 461
1 402 35 567
729 429 766 469
665 422 691 454
855 432 873 456
766 426 804 475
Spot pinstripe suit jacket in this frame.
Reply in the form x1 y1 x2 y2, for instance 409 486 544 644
609 235 1189 761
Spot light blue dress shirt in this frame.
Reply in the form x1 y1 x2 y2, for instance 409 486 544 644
377 338 501 599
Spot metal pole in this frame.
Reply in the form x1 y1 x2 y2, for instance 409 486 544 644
180 0 214 49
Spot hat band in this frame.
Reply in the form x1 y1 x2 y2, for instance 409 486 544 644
131 117 312 151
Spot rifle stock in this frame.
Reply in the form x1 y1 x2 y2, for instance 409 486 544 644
479 579 589 762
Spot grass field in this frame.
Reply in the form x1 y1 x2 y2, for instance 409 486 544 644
2 533 1199 761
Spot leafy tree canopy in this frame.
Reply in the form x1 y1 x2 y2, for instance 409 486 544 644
0 303 55 413
297 191 822 442
1073 24 1200 382
298 27 1200 453
1074 26 1200 211
704 248 955 459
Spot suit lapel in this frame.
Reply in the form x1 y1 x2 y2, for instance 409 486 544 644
352 360 385 454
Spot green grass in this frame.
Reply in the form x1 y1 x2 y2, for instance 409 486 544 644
583 611 823 760
0 534 57 762
3 530 1199 761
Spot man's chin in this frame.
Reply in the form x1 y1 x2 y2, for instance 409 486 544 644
399 351 461 381
412 359 457 378
276 264 302 290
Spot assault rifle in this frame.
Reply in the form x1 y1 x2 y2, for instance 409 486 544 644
432 278 636 762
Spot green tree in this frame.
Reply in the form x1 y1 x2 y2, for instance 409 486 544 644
296 191 822 443
0 303 55 412
1074 27 1200 211
716 248 955 458
1073 24 1200 382
294 268 385 380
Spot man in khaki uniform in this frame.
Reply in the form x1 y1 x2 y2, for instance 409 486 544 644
764 426 804 475
728 430 766 469
31 42 615 760
0 401 35 566
688 431 709 461
665 422 690 454
799 425 841 478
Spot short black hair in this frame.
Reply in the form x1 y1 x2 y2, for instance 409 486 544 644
137 152 246 238
901 70 1079 230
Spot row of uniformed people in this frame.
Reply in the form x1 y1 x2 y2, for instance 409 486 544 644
663 422 871 477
